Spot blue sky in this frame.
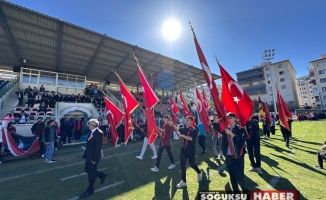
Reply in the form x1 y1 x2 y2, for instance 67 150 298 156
9 0 326 83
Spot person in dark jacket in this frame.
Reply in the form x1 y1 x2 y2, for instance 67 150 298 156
74 117 84 142
79 119 106 199
38 102 47 113
31 118 43 135
221 112 247 193
27 91 35 108
38 120 48 158
55 93 63 102
42 120 56 163
15 90 24 106
246 114 262 174
63 117 74 144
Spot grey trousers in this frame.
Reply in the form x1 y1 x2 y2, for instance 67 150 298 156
212 134 223 157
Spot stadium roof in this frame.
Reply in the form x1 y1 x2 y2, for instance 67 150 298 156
0 1 220 91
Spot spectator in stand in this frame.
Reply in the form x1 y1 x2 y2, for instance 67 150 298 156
70 94 76 103
34 93 42 104
42 120 57 163
74 117 84 142
24 86 32 95
48 92 56 108
7 122 16 133
4 113 14 124
76 94 82 103
27 90 35 108
63 95 70 102
40 85 45 93
32 87 38 94
16 89 24 106
55 92 63 102
0 121 3 164
42 91 49 107
18 111 29 124
38 102 47 113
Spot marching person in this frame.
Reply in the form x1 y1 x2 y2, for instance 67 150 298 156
315 141 326 169
136 122 157 160
197 122 207 156
246 114 262 174
212 115 224 160
263 117 271 139
150 115 175 172
79 119 107 199
280 121 291 148
221 112 248 193
270 115 276 135
170 116 203 188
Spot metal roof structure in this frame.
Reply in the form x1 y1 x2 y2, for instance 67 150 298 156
0 0 220 91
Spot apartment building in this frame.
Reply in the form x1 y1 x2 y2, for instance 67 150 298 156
308 54 326 109
296 75 315 107
236 60 299 109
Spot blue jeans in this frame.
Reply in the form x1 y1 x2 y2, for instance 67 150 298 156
45 141 54 161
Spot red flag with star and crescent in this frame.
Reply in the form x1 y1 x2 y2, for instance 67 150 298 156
105 97 124 147
179 90 192 117
192 32 227 131
219 63 253 127
137 63 159 145
171 96 179 125
279 92 292 119
263 101 273 126
276 87 290 130
202 90 210 110
195 87 210 133
119 79 139 145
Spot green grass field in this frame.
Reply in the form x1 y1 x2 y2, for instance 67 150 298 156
0 120 325 200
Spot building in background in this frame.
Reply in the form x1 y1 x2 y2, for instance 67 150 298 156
308 54 326 109
236 60 299 111
296 75 315 108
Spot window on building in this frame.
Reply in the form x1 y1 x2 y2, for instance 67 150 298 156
281 85 286 89
39 71 56 86
279 71 284 75
316 96 320 102
313 88 318 93
21 70 39 84
268 81 270 84
317 61 326 67
320 78 326 83
278 64 283 68
318 69 326 75
266 67 269 71
280 78 285 82
306 77 310 80
267 74 270 77
324 96 326 101
322 87 326 92
259 82 264 85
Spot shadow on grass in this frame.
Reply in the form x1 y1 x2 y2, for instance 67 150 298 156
271 153 326 177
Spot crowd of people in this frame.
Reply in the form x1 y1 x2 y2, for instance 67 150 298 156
297 112 326 121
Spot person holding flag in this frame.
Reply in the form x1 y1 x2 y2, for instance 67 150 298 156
136 121 157 160
212 115 224 161
150 115 175 172
246 114 262 174
221 112 248 193
170 116 203 189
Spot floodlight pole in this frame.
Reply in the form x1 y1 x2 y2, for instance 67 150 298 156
262 49 277 114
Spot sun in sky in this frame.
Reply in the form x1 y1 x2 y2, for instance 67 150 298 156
162 19 181 41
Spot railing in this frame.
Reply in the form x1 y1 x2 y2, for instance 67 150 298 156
0 76 20 99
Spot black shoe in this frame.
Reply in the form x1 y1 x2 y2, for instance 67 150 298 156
79 190 94 199
100 173 107 185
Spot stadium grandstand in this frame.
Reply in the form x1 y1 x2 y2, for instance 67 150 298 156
0 1 219 143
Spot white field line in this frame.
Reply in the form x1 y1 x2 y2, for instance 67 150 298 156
67 181 125 200
265 175 281 189
61 167 108 181
0 149 140 183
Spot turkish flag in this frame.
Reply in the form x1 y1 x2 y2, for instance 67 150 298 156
219 63 253 127
264 101 273 126
105 97 124 147
258 95 265 119
179 90 192 117
276 88 290 130
119 80 139 145
202 90 210 110
171 96 179 124
279 92 292 118
195 87 210 133
192 36 227 131
137 64 159 144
